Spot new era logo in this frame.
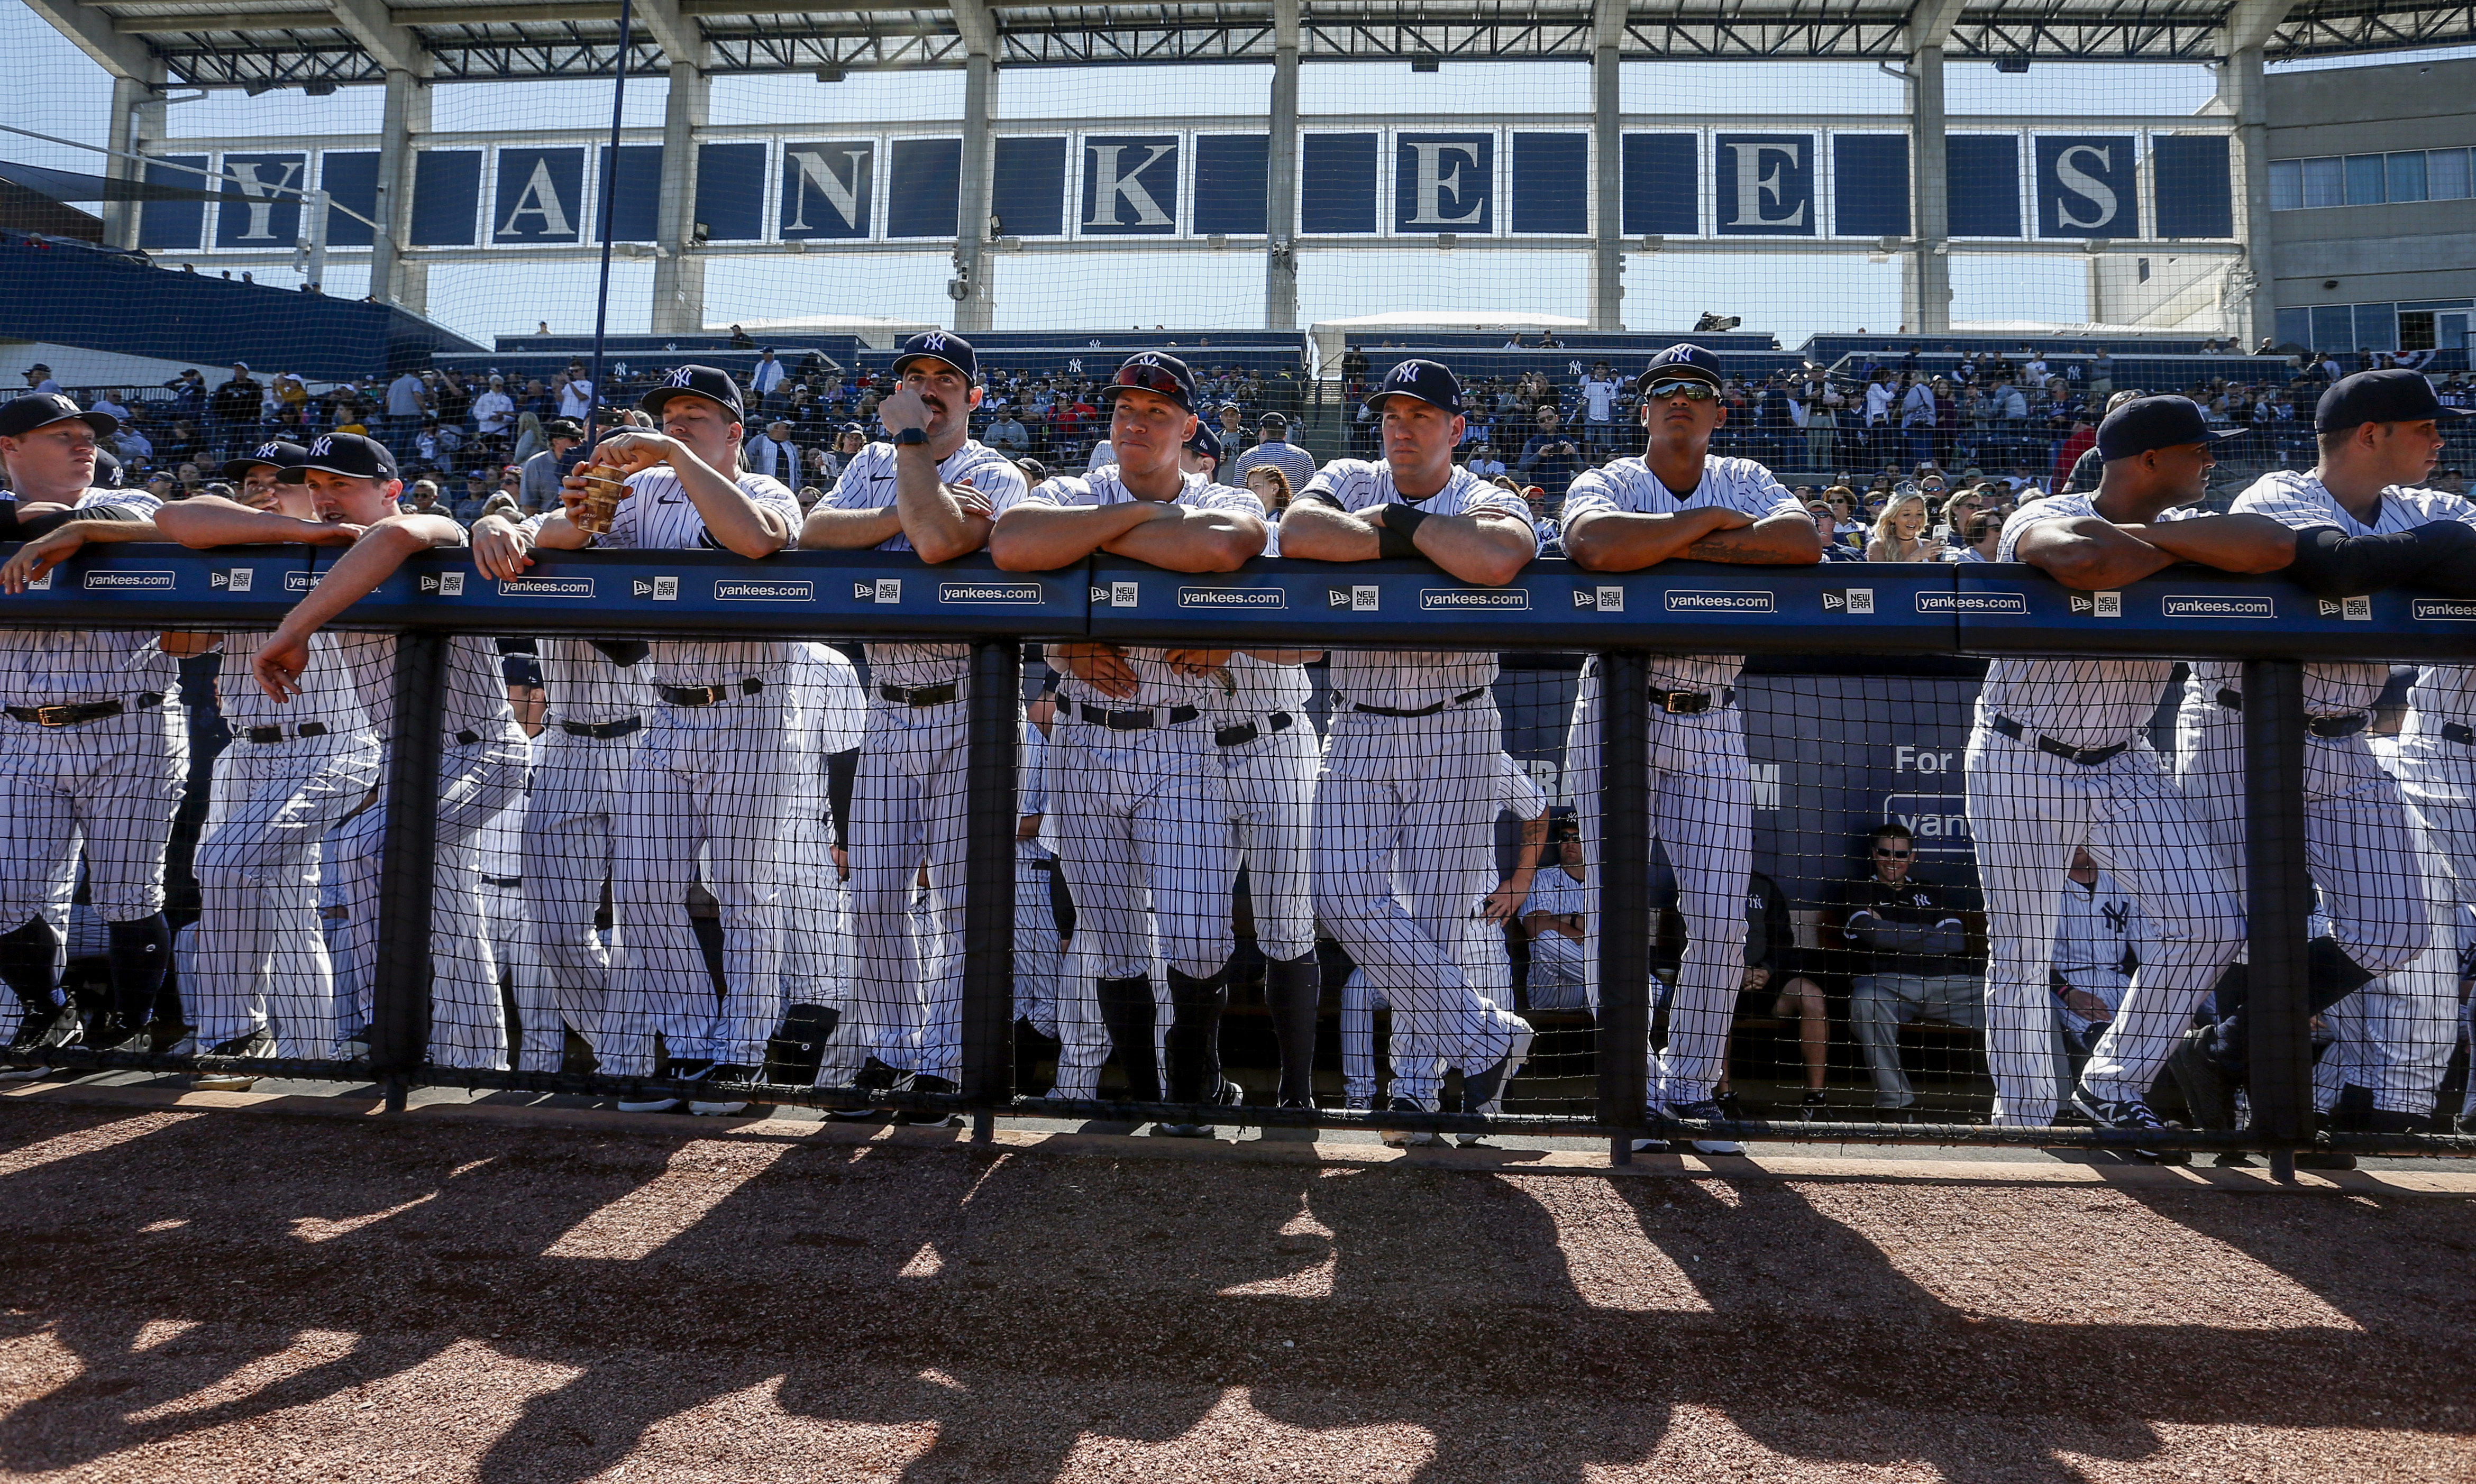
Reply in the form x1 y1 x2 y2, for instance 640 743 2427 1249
1327 585 1378 611
208 568 254 592
417 572 465 597
1572 586 1623 611
1821 588 1874 615
2319 596 2372 620
2066 591 2121 618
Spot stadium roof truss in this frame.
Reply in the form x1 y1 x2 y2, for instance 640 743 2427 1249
35 0 2476 87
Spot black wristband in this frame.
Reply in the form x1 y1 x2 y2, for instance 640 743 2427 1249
2286 520 2476 599
1381 501 1433 562
1375 524 1419 560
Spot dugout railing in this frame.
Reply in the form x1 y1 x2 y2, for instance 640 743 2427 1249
6 541 2476 1170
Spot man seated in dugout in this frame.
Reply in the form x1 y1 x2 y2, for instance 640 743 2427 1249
1833 822 1985 1114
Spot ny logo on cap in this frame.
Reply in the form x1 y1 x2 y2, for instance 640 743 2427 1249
1129 353 1160 369
665 368 696 389
255 442 284 459
308 435 335 456
918 332 949 353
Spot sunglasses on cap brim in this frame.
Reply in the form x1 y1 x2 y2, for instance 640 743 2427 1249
1644 379 1720 401
1103 363 1191 404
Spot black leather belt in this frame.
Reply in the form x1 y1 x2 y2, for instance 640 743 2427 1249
1654 686 1735 716
480 874 522 889
1347 686 1486 718
6 692 164 728
879 682 958 707
2441 722 2476 747
2215 686 2372 737
1990 713 2127 767
454 729 482 745
1078 703 1199 731
242 722 328 744
1215 711 1295 748
659 677 765 707
559 716 643 739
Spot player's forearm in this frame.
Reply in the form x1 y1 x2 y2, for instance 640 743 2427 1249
1563 508 1735 571
1680 513 1824 566
2121 513 2297 575
280 523 432 636
1101 511 1265 572
988 503 1156 570
1271 502 1381 562
155 499 322 549
799 505 904 550
893 448 988 563
672 450 790 557
1413 513 1533 586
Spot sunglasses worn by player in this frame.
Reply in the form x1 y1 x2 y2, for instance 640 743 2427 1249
1645 379 1720 402
1108 361 1191 406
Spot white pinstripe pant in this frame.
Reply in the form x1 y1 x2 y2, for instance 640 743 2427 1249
516 727 639 1071
1217 719 1319 962
0 702 187 931
187 731 380 1057
844 701 971 1081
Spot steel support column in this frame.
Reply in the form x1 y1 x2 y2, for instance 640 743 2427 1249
1266 0 1300 331
651 60 708 335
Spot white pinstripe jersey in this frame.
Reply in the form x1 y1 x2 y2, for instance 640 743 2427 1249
787 640 866 757
0 489 180 707
536 638 657 727
1022 465 1265 712
1980 490 2182 748
825 438 1032 691
214 629 371 737
1202 650 1314 725
1301 460 1537 710
1559 454 1806 694
588 464 806 689
2209 470 2476 714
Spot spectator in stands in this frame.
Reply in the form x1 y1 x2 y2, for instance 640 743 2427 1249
986 407 1030 454
556 363 595 422
453 472 495 524
472 375 516 442
208 362 263 461
1214 401 1245 450
1808 500 1863 561
165 369 205 419
1515 406 1583 496
20 364 61 398
747 419 799 483
144 472 176 501
379 364 425 448
1234 411 1316 493
812 425 864 486
1837 823 1981 1112
1523 484 1560 554
1240 463 1292 523
1578 361 1624 457
509 411 546 464
1464 443 1506 481
1953 510 2002 564
1897 373 1936 470
2052 410 2098 493
1520 818 1588 1009
496 463 523 507
433 369 472 432
113 422 152 469
519 418 583 513
413 419 462 476
87 388 131 424
174 461 205 497
1867 490 1943 562
752 348 785 399
399 478 454 523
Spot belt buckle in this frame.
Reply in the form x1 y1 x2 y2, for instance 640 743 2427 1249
32 705 72 728
1660 691 1708 716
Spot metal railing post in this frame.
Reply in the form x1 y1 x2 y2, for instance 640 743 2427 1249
2241 656 2314 1168
958 638 1021 1140
370 631 447 1112
1595 649 1651 1163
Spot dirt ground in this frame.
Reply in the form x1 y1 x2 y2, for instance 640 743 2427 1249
0 1085 2471 1483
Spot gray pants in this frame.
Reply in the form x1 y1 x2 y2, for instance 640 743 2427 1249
1851 973 1985 1107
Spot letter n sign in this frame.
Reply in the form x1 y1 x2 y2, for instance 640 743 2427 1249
1715 134 1813 235
1081 135 1179 235
1394 134 1493 233
2035 136 2138 239
780 141 874 239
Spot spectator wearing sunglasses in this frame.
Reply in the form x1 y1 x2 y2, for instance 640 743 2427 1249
1835 822 1982 1113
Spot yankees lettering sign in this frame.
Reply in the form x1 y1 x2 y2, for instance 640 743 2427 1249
141 126 2235 251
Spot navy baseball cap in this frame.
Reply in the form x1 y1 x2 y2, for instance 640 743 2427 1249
1101 351 1197 412
92 449 124 488
638 364 745 422
2096 396 2246 461
0 392 117 440
221 438 309 482
890 331 979 382
1185 422 1223 462
282 432 399 483
1637 344 1725 393
2315 368 2476 435
1367 359 1463 415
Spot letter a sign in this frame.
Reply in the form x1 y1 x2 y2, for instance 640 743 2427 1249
494 148 584 243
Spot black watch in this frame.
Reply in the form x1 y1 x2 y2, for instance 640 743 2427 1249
893 427 928 446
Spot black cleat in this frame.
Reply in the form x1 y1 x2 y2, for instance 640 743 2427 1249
891 1072 962 1126
7 1001 82 1058
2068 1088 2190 1166
689 1063 757 1117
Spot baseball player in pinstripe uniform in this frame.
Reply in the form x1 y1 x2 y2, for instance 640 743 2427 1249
158 432 527 1070
159 447 382 1060
476 366 800 1113
1966 399 2273 1144
2181 371 2476 1132
1276 359 1536 1146
1559 345 1822 1154
992 352 1267 1132
779 639 865 1073
0 394 188 1056
802 332 1029 1117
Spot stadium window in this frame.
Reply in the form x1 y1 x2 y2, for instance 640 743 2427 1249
2400 309 2438 352
2301 156 2344 208
2344 154 2387 205
2355 302 2399 351
2276 307 2311 350
2386 151 2428 203
2311 303 2354 352
2268 159 2303 211
2428 148 2473 200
